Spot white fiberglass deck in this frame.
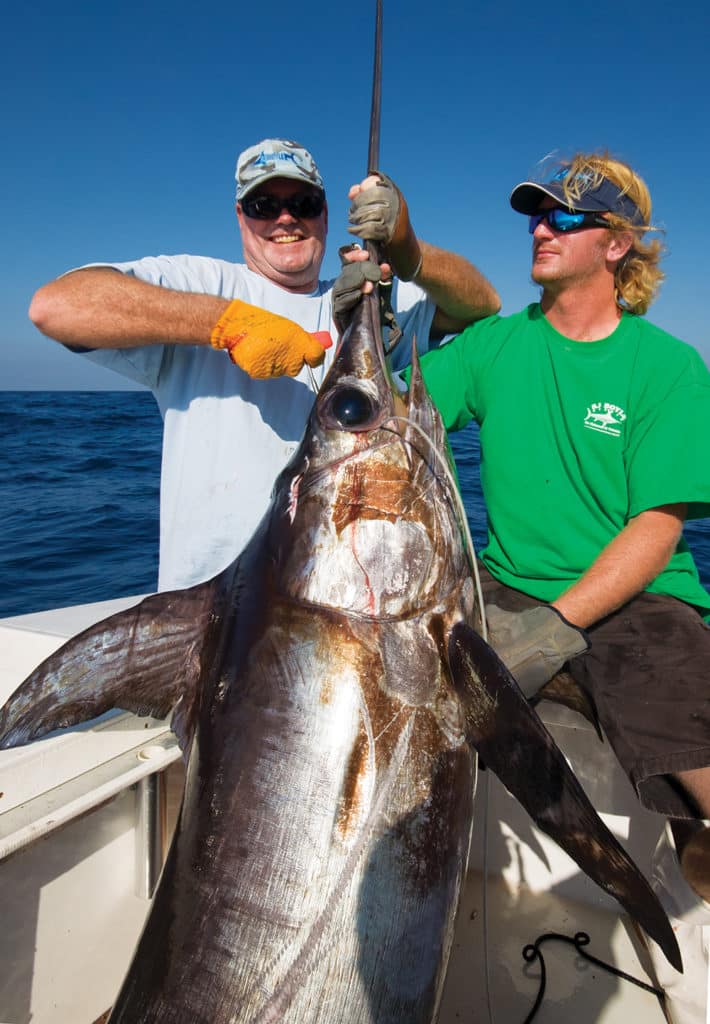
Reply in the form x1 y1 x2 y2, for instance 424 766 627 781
0 597 668 1024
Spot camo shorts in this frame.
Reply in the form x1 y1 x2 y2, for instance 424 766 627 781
477 564 710 820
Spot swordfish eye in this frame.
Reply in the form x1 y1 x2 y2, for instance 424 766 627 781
320 386 378 431
333 387 373 426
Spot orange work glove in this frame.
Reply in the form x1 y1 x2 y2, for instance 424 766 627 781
210 299 332 379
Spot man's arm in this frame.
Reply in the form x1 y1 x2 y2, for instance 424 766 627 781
28 267 229 350
415 241 500 336
552 503 687 628
347 174 500 334
28 267 328 377
487 503 686 696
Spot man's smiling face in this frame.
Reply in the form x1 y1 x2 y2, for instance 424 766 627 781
237 178 328 294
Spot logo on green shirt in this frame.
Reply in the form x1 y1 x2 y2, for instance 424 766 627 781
584 402 627 437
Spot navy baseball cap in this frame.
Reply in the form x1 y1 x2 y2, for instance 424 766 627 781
510 167 644 225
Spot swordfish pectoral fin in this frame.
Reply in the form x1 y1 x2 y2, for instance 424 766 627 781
448 621 683 973
0 578 223 754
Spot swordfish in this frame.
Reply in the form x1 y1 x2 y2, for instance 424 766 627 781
0 291 680 1022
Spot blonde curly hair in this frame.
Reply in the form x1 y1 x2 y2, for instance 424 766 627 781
559 153 665 315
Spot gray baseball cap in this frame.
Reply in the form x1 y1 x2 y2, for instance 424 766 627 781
235 139 325 201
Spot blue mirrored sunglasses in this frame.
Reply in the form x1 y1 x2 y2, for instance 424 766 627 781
529 208 610 234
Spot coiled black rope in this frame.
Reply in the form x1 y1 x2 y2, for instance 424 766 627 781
520 930 665 1023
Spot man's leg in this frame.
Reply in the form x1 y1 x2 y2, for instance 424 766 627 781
646 758 710 1022
673 767 710 904
648 822 710 1024
675 767 710 819
564 594 710 1024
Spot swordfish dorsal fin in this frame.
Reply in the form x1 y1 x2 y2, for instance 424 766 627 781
0 572 227 754
448 621 683 973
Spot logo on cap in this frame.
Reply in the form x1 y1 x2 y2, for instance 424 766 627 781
254 150 298 167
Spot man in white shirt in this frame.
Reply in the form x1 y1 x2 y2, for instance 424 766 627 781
29 138 499 590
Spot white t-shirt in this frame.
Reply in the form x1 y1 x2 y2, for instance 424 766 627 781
82 255 436 591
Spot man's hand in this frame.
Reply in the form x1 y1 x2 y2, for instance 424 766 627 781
210 299 331 379
347 174 423 281
485 604 590 698
332 254 383 335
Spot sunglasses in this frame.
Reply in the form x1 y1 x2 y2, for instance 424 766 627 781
528 208 609 234
240 192 325 221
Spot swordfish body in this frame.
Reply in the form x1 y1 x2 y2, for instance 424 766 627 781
0 292 680 1022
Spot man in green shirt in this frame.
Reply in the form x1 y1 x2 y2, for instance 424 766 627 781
417 153 710 1024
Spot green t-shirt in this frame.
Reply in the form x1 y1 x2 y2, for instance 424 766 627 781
417 304 710 613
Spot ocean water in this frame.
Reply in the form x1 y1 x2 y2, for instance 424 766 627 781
0 391 709 618
0 392 161 617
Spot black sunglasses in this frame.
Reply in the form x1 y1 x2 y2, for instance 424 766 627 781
529 208 610 234
240 192 325 221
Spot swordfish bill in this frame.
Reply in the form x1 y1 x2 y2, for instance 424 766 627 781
0 290 681 1021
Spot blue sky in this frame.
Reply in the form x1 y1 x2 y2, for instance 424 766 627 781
2 0 709 389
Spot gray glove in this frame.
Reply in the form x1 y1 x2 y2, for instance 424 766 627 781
347 174 423 281
332 259 382 334
485 604 590 699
